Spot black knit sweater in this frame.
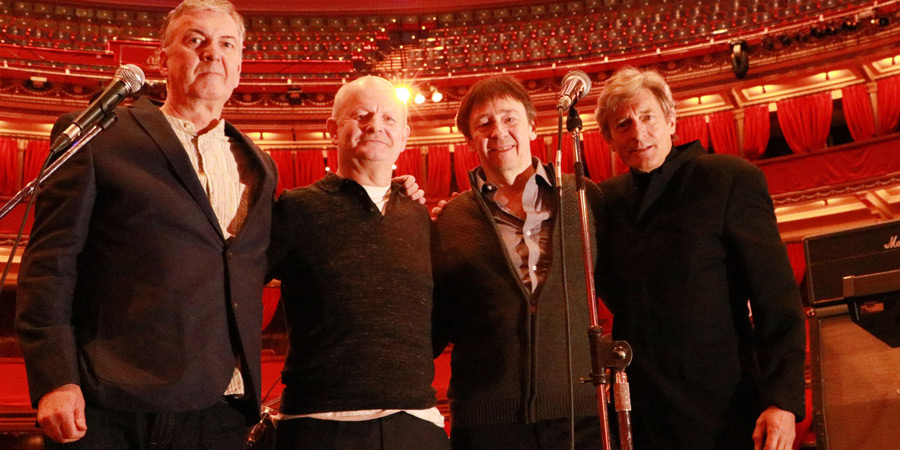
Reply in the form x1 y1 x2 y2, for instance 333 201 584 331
268 173 437 415
432 166 605 426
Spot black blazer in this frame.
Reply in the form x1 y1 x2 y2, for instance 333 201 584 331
596 141 805 450
16 97 276 422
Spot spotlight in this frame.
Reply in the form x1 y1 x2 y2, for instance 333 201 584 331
430 89 443 102
414 93 426 104
731 40 749 79
395 87 410 103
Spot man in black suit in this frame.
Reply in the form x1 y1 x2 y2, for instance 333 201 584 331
15 1 276 448
593 66 806 450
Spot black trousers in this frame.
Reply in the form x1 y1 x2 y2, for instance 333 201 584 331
273 412 451 450
43 400 249 450
450 416 605 450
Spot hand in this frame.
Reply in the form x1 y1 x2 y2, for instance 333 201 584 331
392 175 426 205
430 192 459 221
752 406 795 450
37 384 87 444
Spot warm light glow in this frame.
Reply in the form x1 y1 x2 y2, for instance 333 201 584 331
431 90 443 102
395 87 411 103
414 93 426 104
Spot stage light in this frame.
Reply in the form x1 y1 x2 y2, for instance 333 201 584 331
414 93 426 104
431 90 443 102
395 87 410 103
731 40 749 79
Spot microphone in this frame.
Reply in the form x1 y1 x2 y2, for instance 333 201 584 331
51 64 145 153
557 70 592 110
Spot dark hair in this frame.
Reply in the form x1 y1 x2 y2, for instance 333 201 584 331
455 75 537 140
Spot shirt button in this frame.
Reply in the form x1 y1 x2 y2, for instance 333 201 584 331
526 231 532 237
531 265 538 271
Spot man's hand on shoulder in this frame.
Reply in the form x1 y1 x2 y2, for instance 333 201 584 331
37 383 87 444
393 175 426 205
430 192 460 221
752 406 795 450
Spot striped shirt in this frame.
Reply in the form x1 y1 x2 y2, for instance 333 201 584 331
163 113 255 396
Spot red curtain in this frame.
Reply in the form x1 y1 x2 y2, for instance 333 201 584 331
426 144 451 198
23 139 50 185
530 138 547 164
673 115 708 148
269 150 296 195
452 143 479 191
0 137 18 195
326 149 339 173
841 84 875 142
708 110 740 156
582 130 612 182
550 134 575 173
776 92 832 154
295 150 326 187
785 242 807 286
394 147 421 180
742 105 770 159
877 75 900 135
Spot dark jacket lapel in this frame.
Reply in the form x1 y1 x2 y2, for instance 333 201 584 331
634 140 705 224
224 121 276 239
128 97 224 241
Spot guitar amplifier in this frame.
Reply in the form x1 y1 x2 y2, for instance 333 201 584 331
804 220 900 450
804 219 900 305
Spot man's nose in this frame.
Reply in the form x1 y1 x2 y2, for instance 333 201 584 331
364 115 384 133
200 44 220 61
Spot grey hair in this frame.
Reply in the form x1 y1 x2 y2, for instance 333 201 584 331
595 66 676 141
159 0 245 49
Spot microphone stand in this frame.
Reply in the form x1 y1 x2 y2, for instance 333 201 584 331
556 101 634 450
0 112 117 221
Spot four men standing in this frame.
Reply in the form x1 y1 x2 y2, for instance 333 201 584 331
15 1 807 449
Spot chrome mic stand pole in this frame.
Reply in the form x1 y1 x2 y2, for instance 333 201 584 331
562 102 635 450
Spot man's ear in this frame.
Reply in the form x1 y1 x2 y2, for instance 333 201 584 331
530 122 538 141
325 118 339 146
158 49 169 77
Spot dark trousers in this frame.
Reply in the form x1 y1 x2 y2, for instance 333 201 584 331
273 412 451 450
43 400 249 450
450 416 604 450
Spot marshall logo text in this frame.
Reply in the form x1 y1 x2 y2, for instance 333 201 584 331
885 235 900 249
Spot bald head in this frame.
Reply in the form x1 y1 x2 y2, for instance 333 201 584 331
326 76 411 185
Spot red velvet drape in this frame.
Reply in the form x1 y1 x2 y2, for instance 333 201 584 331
776 92 832 154
550 134 575 173
23 139 50 184
785 242 807 286
582 130 612 182
452 143 479 191
394 147 421 180
673 115 708 148
708 110 740 156
742 105 770 159
0 137 17 195
877 75 900 135
530 138 548 164
269 150 296 195
326 149 339 173
295 150 326 188
841 84 875 142
426 144 451 198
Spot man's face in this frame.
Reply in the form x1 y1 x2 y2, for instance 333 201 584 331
159 9 242 105
466 96 536 179
606 88 676 173
327 80 410 166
